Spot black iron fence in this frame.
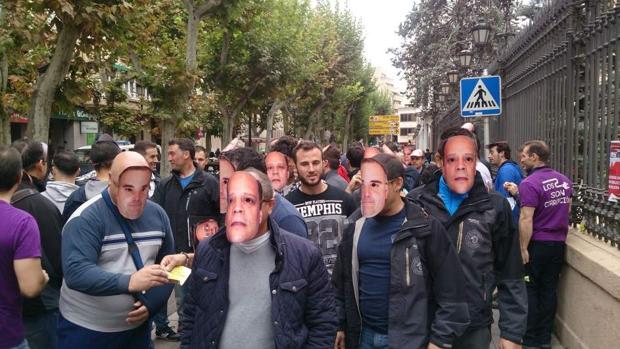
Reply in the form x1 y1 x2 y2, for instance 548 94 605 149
432 0 620 248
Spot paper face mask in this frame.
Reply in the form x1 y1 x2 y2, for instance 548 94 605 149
360 161 388 218
225 172 263 243
219 159 235 214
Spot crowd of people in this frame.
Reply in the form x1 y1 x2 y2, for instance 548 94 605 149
0 122 573 349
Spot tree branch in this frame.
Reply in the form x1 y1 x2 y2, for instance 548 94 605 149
195 0 223 19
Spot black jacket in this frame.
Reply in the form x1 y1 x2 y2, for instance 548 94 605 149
152 167 219 253
407 172 527 343
180 218 338 348
332 201 469 349
12 174 63 317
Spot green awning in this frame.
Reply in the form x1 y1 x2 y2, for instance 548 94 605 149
112 62 130 72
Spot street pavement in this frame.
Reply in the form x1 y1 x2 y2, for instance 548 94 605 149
153 294 564 349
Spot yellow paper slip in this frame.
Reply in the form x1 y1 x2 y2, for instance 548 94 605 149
167 266 192 286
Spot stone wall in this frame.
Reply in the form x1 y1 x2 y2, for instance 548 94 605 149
555 229 620 349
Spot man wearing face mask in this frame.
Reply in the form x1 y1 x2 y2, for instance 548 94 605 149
58 151 174 348
408 127 527 349
333 154 469 349
181 170 337 348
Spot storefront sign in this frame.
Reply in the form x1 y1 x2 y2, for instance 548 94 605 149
80 121 99 134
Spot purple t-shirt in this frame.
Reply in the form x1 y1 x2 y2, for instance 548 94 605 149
0 201 41 348
519 167 573 241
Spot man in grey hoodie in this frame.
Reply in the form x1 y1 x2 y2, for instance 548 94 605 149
43 151 80 212
63 138 121 221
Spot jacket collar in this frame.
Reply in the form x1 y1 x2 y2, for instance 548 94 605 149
419 170 491 224
208 216 285 267
171 164 205 188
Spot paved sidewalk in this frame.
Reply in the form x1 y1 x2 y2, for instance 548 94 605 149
153 296 565 348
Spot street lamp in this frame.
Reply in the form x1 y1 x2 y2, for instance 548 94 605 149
440 82 450 95
447 70 459 84
458 49 473 68
472 20 492 45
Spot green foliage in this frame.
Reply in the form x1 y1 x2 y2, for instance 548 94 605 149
392 0 517 110
1 0 389 146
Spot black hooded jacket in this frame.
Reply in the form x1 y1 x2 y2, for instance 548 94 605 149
332 200 470 349
152 166 219 253
407 172 527 343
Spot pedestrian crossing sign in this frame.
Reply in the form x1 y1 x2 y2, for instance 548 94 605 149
460 75 502 117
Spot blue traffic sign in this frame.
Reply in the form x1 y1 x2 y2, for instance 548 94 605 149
460 75 502 117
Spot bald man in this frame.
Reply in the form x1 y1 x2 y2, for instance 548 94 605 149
58 152 175 349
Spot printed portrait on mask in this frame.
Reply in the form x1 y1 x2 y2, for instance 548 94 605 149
193 218 219 241
360 160 389 218
265 151 289 192
225 172 263 243
219 158 235 214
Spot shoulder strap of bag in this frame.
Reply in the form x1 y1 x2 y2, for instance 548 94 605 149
101 189 144 270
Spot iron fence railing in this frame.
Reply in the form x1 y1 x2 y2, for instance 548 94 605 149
433 0 620 248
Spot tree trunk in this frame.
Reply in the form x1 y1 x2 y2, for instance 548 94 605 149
27 20 80 142
205 134 212 153
266 100 284 146
304 98 328 139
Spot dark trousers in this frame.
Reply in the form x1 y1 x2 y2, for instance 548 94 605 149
57 313 152 349
453 327 491 349
23 310 59 349
523 240 565 347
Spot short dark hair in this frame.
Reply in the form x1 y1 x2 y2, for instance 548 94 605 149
385 141 399 153
487 141 512 160
90 141 121 171
419 163 440 186
11 139 46 171
195 145 207 154
438 127 478 159
0 145 22 191
324 146 341 170
133 140 157 156
270 136 298 158
523 140 550 162
169 138 195 160
52 151 80 176
292 141 322 163
346 144 364 168
221 148 267 173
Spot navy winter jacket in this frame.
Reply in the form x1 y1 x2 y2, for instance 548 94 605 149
407 172 528 344
180 217 338 348
333 201 470 349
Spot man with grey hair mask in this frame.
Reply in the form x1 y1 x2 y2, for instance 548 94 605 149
180 170 337 348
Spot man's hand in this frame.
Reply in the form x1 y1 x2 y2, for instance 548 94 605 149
503 182 519 196
126 301 149 325
333 331 345 349
499 338 522 349
427 343 442 349
521 249 529 265
160 254 189 272
346 173 361 193
128 264 169 292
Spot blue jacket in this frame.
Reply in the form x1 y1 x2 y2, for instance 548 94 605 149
181 217 338 348
494 160 523 221
270 193 308 238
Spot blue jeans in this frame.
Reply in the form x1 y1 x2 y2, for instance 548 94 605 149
23 310 59 349
57 314 152 349
174 282 187 324
359 326 389 349
8 339 29 349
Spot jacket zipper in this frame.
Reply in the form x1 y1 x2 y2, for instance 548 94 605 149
405 246 411 287
457 221 464 254
186 190 193 250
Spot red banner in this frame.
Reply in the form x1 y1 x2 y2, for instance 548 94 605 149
609 141 620 201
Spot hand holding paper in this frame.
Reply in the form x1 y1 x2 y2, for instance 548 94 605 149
167 266 192 286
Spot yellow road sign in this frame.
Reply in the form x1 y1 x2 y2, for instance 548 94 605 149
369 115 400 135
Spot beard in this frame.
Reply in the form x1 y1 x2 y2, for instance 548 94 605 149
298 173 321 187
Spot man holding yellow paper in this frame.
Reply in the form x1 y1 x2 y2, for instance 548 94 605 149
179 170 337 348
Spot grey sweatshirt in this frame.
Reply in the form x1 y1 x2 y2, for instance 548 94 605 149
42 181 79 212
